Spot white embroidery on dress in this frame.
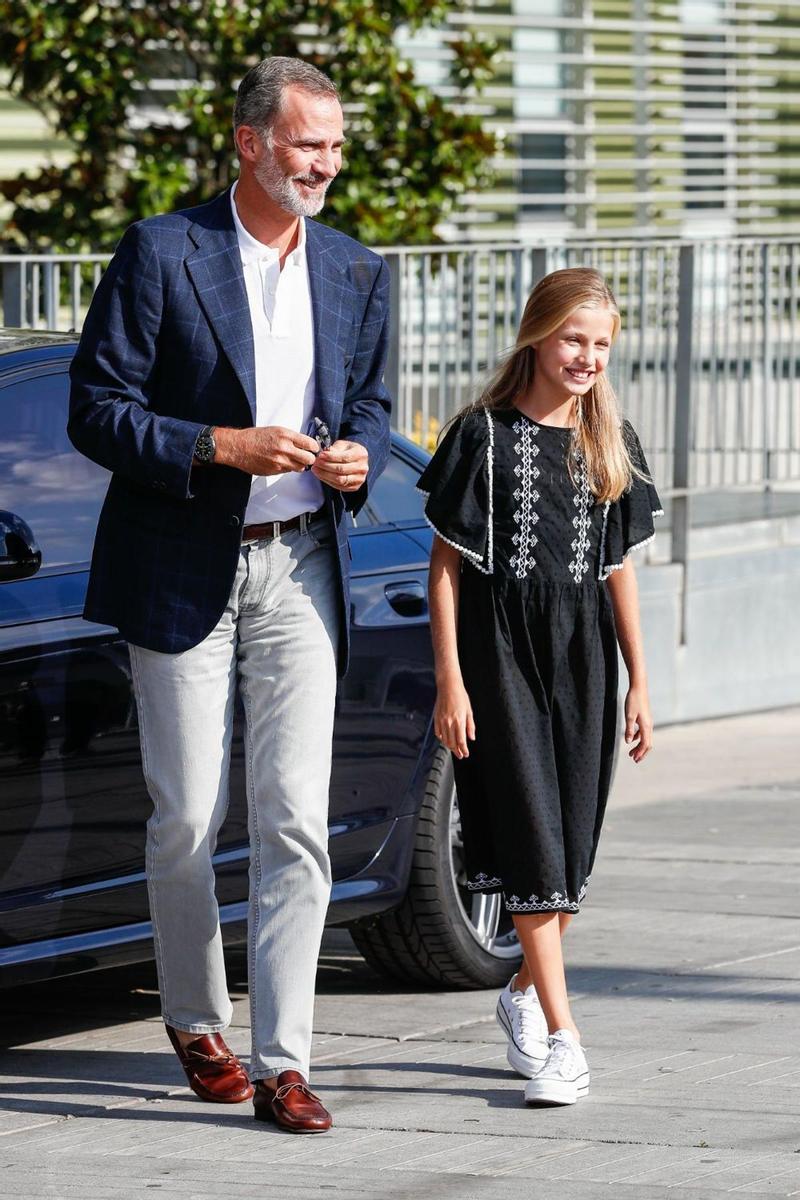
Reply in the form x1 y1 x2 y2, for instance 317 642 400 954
597 507 664 581
466 872 503 891
510 418 541 579
466 876 591 910
418 510 485 564
485 408 495 574
506 893 577 913
568 453 593 584
415 407 496 576
504 876 591 913
597 499 611 581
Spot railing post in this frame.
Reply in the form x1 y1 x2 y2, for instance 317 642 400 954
672 243 694 646
2 260 24 326
384 252 402 433
761 242 773 488
530 246 549 289
513 247 526 324
43 261 58 329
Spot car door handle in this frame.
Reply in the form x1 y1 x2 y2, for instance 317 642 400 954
384 580 427 618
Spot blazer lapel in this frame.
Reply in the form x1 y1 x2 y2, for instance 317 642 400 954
305 220 354 433
185 192 257 420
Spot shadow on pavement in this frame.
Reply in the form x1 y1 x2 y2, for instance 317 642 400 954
1 938 794 1053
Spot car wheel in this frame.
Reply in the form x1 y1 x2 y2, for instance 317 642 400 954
349 748 523 989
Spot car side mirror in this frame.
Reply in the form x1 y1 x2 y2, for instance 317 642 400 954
0 511 42 582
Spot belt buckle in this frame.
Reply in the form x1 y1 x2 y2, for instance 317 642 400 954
272 521 281 539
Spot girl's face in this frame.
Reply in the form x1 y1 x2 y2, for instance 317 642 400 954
532 305 615 398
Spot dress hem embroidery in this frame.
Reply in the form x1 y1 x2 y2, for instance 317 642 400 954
506 896 581 913
466 873 503 890
466 875 591 913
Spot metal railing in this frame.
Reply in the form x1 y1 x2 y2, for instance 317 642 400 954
379 238 800 492
3 236 800 636
1 255 107 333
7 239 795 494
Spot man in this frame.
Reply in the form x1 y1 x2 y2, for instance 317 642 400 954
68 57 391 1134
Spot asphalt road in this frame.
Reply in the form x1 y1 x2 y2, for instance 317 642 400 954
1 707 798 1199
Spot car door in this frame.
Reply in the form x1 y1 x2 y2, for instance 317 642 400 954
328 444 437 884
0 351 157 958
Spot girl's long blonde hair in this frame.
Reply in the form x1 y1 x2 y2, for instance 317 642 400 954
472 267 636 503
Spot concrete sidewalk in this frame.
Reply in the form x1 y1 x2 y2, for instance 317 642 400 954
1 708 798 1199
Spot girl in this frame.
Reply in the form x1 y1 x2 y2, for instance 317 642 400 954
418 267 662 1107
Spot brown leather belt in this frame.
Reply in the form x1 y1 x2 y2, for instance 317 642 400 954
241 506 326 543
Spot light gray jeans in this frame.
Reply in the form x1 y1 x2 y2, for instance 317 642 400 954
128 520 339 1081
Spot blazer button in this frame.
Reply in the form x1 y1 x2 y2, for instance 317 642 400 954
154 480 167 490
229 515 241 527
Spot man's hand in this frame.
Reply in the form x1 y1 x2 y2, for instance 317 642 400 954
311 440 369 492
214 426 319 475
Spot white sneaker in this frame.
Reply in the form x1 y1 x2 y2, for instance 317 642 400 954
495 977 549 1078
524 1030 590 1106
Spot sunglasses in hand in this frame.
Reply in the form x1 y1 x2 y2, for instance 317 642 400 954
304 417 332 469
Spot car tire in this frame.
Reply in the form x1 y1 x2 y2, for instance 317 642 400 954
349 748 523 989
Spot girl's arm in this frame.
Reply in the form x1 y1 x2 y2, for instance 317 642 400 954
429 537 476 759
606 558 653 763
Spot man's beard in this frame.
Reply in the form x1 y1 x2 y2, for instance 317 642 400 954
254 153 331 217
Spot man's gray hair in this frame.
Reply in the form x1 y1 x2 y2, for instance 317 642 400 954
233 57 339 135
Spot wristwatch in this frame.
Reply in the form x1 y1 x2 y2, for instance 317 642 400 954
194 425 217 465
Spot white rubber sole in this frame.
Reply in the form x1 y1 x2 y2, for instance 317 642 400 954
524 1071 590 1107
495 1003 549 1079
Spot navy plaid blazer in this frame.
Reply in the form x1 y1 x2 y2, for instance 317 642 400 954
68 189 392 675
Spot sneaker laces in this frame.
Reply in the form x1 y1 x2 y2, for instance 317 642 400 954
511 992 544 1040
546 1034 580 1076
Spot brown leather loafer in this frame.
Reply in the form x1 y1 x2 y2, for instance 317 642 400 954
165 1024 254 1103
253 1071 332 1133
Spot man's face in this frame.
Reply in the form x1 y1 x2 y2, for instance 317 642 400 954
251 86 345 218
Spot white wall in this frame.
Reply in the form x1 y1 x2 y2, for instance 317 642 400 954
636 521 800 724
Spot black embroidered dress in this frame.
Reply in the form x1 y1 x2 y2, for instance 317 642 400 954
418 407 662 914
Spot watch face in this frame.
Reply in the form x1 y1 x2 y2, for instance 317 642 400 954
196 430 215 463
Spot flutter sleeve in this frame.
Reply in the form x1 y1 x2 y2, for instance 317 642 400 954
599 420 664 580
416 408 493 574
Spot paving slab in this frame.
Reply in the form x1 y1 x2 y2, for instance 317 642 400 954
0 706 798 1199
4 1155 794 1200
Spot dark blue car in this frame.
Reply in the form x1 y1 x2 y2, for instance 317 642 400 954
0 332 520 990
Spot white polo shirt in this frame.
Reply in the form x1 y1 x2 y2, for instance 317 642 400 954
230 182 323 523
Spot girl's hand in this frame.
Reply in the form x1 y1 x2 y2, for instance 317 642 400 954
434 680 476 759
624 686 653 762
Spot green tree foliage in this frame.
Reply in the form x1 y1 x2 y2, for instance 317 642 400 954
0 0 497 250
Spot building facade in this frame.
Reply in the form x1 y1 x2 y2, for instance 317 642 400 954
3 3 800 243
399 0 800 240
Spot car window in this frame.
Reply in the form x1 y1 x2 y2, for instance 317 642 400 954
0 366 109 571
361 451 427 526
